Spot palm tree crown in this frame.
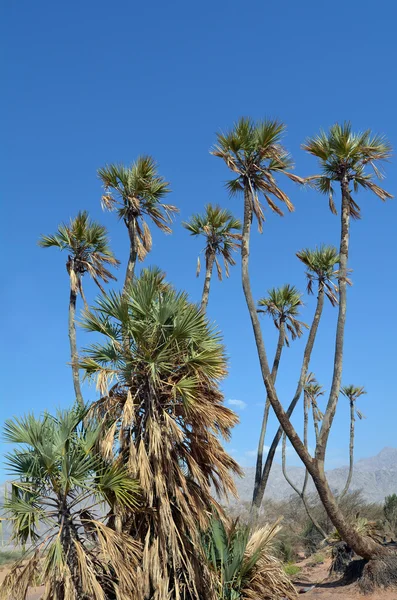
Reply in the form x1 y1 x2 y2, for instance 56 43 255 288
304 373 325 423
2 408 140 599
257 284 308 346
296 245 340 306
98 156 177 262
302 122 393 218
79 268 241 598
39 210 119 294
211 117 303 231
183 203 242 279
341 385 367 420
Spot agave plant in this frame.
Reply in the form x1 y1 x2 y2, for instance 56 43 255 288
79 268 241 599
202 517 297 600
0 408 140 600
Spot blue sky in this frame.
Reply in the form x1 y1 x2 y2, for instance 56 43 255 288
1 0 396 478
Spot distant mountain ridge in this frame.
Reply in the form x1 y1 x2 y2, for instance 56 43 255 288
231 447 397 505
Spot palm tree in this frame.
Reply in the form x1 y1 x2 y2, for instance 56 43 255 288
305 374 325 444
79 269 242 600
253 247 338 507
183 204 241 311
339 385 366 501
302 123 392 467
254 285 307 495
1 408 140 600
202 518 296 600
98 156 177 291
39 211 119 407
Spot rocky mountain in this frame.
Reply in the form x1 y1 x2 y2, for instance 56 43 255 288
231 447 397 505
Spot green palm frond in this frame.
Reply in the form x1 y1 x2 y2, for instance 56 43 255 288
98 156 177 261
303 122 393 218
183 204 241 278
341 385 367 419
80 268 241 598
38 211 119 291
212 117 303 231
296 245 340 305
257 284 308 346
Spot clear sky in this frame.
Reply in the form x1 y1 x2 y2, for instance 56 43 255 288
1 0 396 478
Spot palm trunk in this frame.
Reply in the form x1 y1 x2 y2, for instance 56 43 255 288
123 218 137 294
312 403 320 444
316 178 350 468
281 431 327 539
201 252 215 311
68 283 84 408
252 287 325 508
253 321 285 500
339 400 355 502
242 184 385 560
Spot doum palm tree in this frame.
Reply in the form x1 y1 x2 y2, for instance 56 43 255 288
39 211 119 407
98 156 177 292
183 204 241 310
303 123 392 469
254 285 307 494
79 268 241 599
253 246 339 507
339 385 366 502
1 408 140 600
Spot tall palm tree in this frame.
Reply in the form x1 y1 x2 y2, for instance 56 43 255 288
1 408 140 600
253 247 338 507
303 123 392 468
98 156 177 291
254 285 307 493
183 204 241 311
79 269 242 600
305 374 325 444
339 385 366 501
39 211 119 407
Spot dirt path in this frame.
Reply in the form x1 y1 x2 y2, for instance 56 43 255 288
293 558 397 599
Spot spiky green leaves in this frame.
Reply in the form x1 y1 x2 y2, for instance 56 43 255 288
257 284 308 346
303 122 393 218
98 156 177 263
296 245 340 305
212 117 303 231
183 204 242 279
341 385 367 420
38 210 119 293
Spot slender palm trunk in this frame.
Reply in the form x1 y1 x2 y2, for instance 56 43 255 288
201 252 215 311
68 283 84 408
252 287 325 508
312 402 320 444
253 321 285 500
242 185 385 560
316 178 350 469
123 218 137 294
339 400 355 502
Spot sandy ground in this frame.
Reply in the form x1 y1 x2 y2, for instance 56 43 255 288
293 557 397 599
1 557 397 599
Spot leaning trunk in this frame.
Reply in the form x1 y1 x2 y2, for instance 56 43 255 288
253 321 285 499
201 252 215 311
316 177 350 468
123 218 137 294
252 287 325 508
241 184 385 560
68 283 84 408
339 400 355 502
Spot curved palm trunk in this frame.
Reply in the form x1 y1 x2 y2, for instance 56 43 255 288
316 178 350 469
242 185 385 560
123 218 137 294
201 252 215 311
253 321 285 500
69 284 84 408
252 287 325 508
281 431 327 539
339 400 355 502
